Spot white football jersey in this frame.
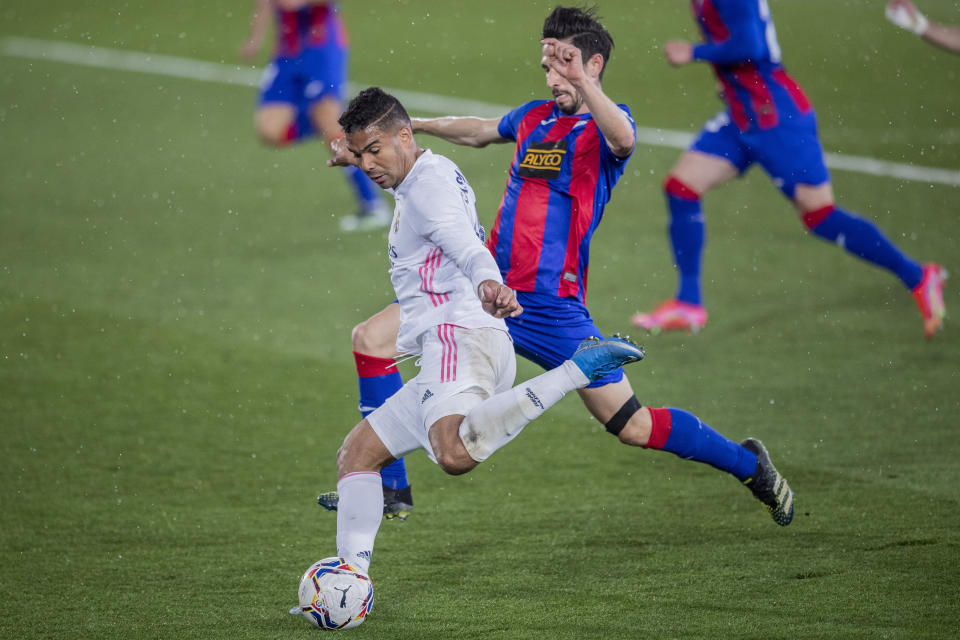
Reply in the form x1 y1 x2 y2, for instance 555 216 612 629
385 150 507 356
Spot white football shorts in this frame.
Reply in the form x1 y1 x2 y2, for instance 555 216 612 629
367 325 516 462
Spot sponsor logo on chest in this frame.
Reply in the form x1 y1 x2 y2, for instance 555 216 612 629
518 140 568 180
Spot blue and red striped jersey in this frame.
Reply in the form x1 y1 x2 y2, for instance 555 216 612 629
274 2 348 58
486 100 634 302
691 0 812 131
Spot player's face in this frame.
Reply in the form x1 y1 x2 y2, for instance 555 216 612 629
346 125 415 190
542 38 588 115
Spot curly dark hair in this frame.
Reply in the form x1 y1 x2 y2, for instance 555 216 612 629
338 87 411 134
542 5 614 79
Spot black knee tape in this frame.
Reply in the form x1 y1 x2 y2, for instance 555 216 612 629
605 395 642 436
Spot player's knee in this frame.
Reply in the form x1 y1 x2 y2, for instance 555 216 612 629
434 450 474 476
256 127 289 147
255 115 295 147
335 439 354 477
605 399 651 447
351 319 380 355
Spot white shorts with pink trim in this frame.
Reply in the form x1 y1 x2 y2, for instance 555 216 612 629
367 325 515 462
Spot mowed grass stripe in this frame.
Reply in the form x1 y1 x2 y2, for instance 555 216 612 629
2 35 958 187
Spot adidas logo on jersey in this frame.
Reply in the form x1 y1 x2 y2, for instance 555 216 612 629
421 389 434 404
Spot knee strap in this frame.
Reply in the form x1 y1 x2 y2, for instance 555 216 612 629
605 395 642 436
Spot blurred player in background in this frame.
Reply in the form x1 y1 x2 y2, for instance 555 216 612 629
321 6 796 528
632 0 947 339
327 87 646 575
886 0 960 54
240 0 390 231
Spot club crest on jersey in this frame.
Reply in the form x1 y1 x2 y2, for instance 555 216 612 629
518 140 567 180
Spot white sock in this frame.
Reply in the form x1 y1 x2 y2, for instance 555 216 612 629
335 472 383 575
459 360 588 462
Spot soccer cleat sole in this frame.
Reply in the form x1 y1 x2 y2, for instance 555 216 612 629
317 489 413 520
761 473 795 526
317 491 339 512
741 438 795 527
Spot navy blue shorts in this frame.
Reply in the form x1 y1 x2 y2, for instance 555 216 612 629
506 290 623 389
258 45 347 108
691 111 830 199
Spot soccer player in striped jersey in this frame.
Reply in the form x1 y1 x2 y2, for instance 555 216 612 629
632 0 946 338
322 6 795 528
328 87 646 575
240 0 389 231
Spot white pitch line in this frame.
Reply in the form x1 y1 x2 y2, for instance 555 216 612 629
2 35 958 187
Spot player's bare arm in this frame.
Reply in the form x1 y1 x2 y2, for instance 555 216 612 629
923 21 960 53
478 280 523 319
240 0 272 60
410 117 508 148
887 0 960 54
540 37 635 158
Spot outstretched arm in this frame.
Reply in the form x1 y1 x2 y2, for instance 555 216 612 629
540 38 635 158
240 0 272 60
887 0 960 54
924 21 960 53
410 117 508 148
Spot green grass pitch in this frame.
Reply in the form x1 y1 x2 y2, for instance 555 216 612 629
1 1 958 638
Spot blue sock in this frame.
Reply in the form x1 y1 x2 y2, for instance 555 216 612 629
806 206 924 289
354 352 409 491
647 407 757 481
293 103 316 141
343 166 381 212
664 177 705 305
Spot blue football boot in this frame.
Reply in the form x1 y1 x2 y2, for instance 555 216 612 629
571 334 646 382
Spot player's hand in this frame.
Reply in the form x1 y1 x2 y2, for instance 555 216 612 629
540 37 587 85
664 41 694 67
886 0 929 34
479 281 523 319
326 132 356 168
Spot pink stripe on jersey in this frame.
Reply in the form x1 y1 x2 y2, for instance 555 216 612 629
437 324 458 382
418 248 447 307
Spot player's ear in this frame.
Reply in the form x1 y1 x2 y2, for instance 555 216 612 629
397 125 413 143
586 53 604 79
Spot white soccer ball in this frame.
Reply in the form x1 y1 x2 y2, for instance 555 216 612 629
291 557 374 630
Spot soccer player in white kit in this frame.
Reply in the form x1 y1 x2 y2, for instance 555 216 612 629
326 88 646 577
